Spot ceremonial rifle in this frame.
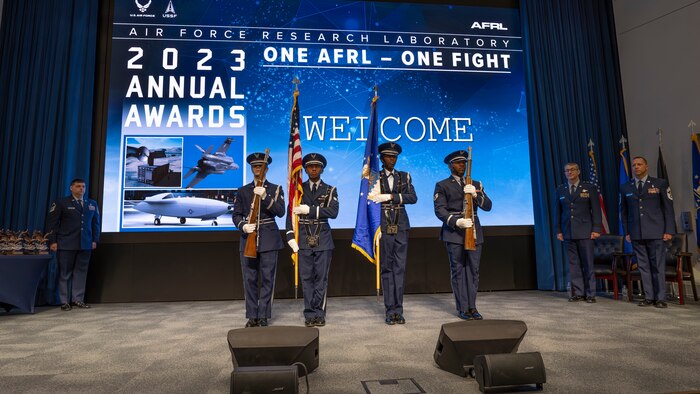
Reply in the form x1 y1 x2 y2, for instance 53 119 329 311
463 147 477 251
244 148 270 258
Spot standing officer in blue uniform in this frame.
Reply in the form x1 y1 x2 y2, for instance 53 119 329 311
620 156 675 308
47 178 100 311
555 163 602 303
369 142 417 325
233 153 285 327
433 150 492 320
286 153 339 327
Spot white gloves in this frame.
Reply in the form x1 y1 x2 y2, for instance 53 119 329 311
253 186 266 198
370 194 392 203
463 184 477 197
456 218 473 229
287 239 299 253
293 204 310 215
242 224 256 233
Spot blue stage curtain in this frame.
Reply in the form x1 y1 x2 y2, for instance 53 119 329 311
521 0 628 290
0 0 98 232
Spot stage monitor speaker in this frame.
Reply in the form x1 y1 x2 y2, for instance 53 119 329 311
227 326 319 377
473 352 546 393
230 365 298 394
433 320 527 377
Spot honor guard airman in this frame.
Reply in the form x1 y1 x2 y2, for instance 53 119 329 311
232 153 285 327
620 156 675 308
286 153 339 327
433 150 492 320
369 142 417 325
47 178 101 311
555 163 602 303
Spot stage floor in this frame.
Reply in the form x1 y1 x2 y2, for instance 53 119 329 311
1 290 699 393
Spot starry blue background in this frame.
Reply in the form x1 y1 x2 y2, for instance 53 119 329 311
102 0 533 232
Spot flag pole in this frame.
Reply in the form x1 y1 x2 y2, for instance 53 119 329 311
373 85 381 301
292 77 301 299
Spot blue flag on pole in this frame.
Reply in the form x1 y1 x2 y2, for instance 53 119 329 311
692 133 700 251
619 135 633 253
351 95 382 264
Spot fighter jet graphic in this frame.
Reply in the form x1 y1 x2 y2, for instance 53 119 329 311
134 193 232 226
184 137 239 188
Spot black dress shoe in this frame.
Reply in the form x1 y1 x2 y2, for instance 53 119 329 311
304 319 314 327
60 303 72 311
245 319 258 328
72 301 90 309
385 315 396 325
638 299 654 307
315 317 326 327
469 309 483 320
458 311 473 320
585 297 596 303
568 296 583 302
258 318 268 327
394 314 405 324
655 301 668 308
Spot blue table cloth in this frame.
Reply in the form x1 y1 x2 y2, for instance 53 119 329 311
0 255 52 313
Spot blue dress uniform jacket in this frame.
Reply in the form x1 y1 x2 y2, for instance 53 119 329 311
286 180 339 321
434 178 492 245
378 169 417 318
555 182 601 298
232 180 285 321
620 177 675 240
378 170 417 231
232 180 285 252
286 180 339 251
433 177 492 313
555 182 602 240
47 196 101 250
620 176 676 303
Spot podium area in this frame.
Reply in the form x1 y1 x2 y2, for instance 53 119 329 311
86 226 537 303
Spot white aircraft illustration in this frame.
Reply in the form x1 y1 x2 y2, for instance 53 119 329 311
133 193 232 226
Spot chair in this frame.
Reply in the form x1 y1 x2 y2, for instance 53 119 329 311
592 235 626 300
664 234 698 305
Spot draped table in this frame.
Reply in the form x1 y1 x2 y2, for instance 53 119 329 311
0 254 52 313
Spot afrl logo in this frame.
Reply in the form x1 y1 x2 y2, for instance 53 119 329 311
471 22 508 31
135 0 151 13
163 0 177 18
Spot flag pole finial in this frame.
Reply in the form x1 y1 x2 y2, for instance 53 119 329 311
292 76 300 92
373 85 378 97
689 120 697 134
657 128 663 146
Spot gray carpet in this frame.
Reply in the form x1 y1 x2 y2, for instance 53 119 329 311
1 290 699 393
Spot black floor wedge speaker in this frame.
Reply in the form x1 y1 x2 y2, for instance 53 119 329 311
473 352 546 393
227 326 319 377
433 320 527 377
230 365 298 394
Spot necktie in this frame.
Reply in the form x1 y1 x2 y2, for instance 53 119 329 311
311 183 317 194
570 185 575 195
637 181 643 193
79 200 84 208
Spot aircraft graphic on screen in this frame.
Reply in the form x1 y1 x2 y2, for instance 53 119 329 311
133 193 232 226
184 137 239 188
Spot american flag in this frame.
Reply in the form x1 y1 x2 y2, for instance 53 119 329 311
588 139 610 234
287 88 303 266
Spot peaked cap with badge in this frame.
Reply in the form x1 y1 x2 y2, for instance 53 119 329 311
302 153 327 168
246 152 272 165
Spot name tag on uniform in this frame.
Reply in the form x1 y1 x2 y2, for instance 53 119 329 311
559 196 565 200
89 205 95 211
580 192 590 198
67 207 76 210
625 193 633 197
648 187 659 194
